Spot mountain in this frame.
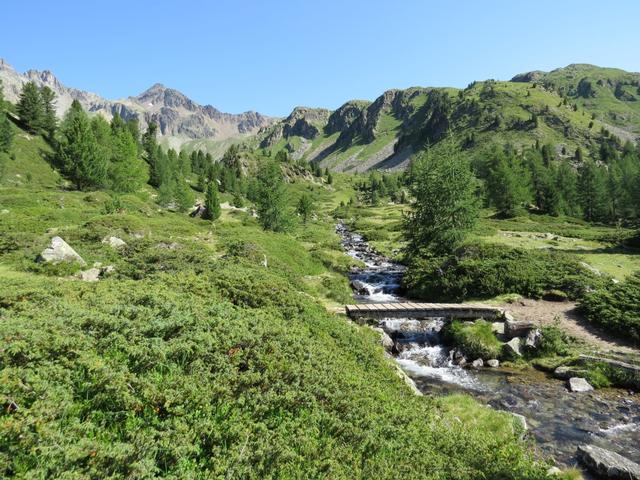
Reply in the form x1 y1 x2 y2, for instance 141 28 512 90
259 64 640 172
0 59 277 147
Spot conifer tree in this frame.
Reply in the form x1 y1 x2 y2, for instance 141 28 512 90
55 100 108 190
578 160 608 221
39 86 57 140
296 193 314 224
486 148 529 217
204 181 221 221
0 80 13 153
110 125 148 192
16 81 43 134
404 138 478 257
255 159 291 232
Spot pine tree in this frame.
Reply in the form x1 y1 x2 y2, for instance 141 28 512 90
204 181 221 221
142 122 162 186
0 80 13 153
16 81 43 134
578 160 608 222
110 126 148 192
255 159 291 232
554 162 581 217
39 86 57 140
55 100 108 190
485 148 529 217
404 138 478 257
296 193 314 224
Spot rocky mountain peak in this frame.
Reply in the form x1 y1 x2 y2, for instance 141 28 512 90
0 58 278 146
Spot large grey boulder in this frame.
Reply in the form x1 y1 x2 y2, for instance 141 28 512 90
568 377 594 392
39 236 86 266
350 280 369 295
503 337 522 357
471 358 484 369
487 359 500 368
577 444 640 479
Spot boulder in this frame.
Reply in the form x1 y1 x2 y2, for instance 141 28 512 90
511 413 528 431
372 327 394 352
350 280 369 295
553 366 588 380
525 329 542 349
38 236 86 266
546 466 562 476
472 358 484 369
568 377 594 392
577 444 640 479
491 322 505 335
78 267 100 282
487 359 500 368
503 337 522 357
102 236 127 249
505 318 536 339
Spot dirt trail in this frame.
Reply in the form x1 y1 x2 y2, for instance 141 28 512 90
500 299 639 356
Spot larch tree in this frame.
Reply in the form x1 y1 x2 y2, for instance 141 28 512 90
404 137 478 257
255 159 291 232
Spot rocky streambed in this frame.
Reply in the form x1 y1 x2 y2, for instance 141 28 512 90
337 222 640 477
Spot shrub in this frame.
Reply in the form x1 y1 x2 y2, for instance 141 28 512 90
404 242 603 302
579 272 640 342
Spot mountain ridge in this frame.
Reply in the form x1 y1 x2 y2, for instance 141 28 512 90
0 59 278 145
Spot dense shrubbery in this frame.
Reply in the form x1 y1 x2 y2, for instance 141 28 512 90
404 242 603 301
0 268 548 479
579 272 640 342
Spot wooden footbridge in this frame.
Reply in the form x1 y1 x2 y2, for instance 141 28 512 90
345 302 509 321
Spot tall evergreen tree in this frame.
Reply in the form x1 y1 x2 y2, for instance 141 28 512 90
204 181 221 221
16 81 43 134
55 100 108 190
39 86 57 140
109 125 148 192
404 138 478 257
0 80 13 153
485 148 529 217
296 193 314 224
578 160 608 222
142 122 161 186
554 162 581 217
255 159 291 232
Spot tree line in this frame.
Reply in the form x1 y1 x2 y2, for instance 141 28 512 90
478 140 640 223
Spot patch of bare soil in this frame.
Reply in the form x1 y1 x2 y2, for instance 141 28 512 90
500 299 639 356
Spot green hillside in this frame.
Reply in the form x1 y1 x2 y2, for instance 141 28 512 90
258 65 640 172
0 117 557 478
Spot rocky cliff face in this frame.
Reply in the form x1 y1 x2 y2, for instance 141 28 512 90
259 107 331 147
0 59 277 144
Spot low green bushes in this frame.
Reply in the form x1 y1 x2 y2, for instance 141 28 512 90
404 242 603 302
0 268 549 479
579 272 640 342
444 320 502 359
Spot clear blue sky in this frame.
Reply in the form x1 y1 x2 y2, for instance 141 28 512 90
2 0 639 116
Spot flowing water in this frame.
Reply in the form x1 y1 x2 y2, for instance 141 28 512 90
337 222 640 472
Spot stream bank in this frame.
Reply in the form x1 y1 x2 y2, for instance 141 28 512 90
337 222 640 474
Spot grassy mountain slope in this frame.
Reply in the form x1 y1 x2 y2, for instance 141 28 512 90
259 64 640 172
0 125 552 478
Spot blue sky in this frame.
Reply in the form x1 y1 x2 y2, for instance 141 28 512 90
2 0 639 116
